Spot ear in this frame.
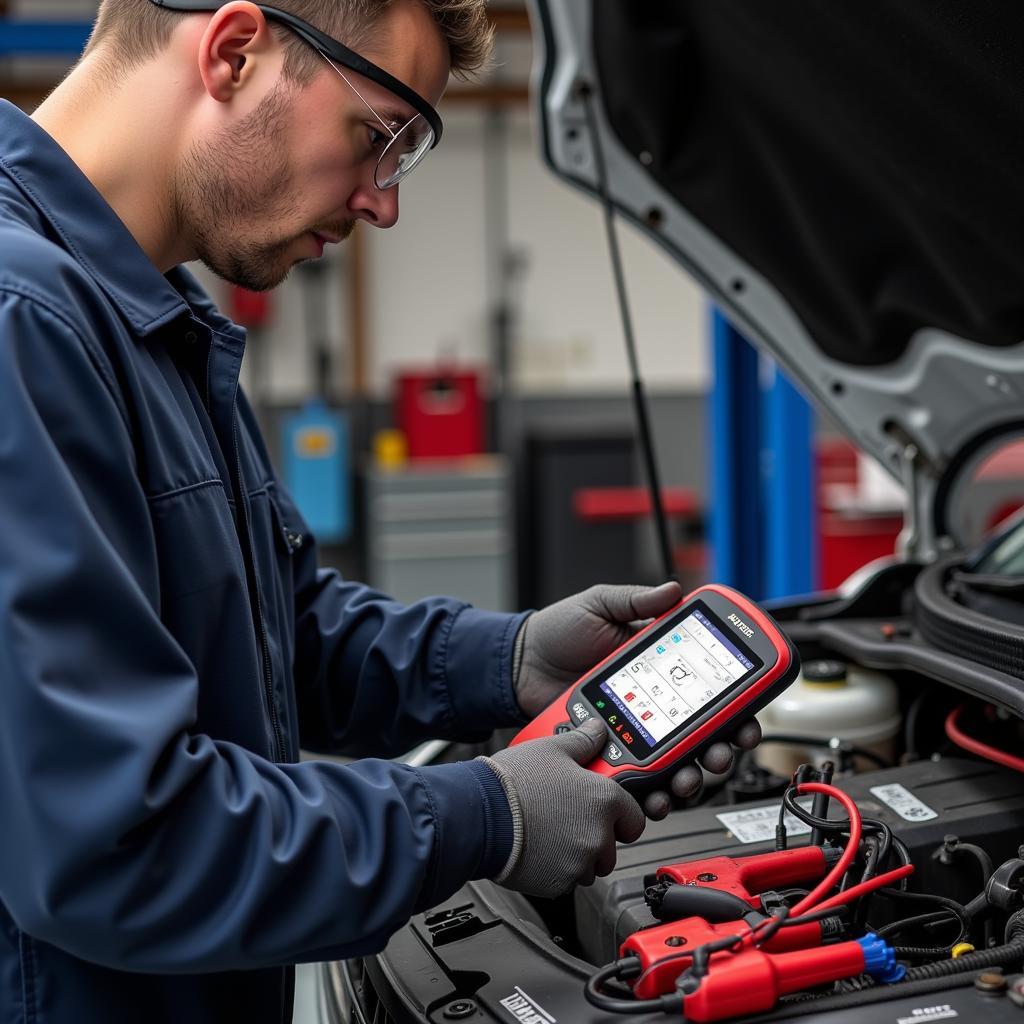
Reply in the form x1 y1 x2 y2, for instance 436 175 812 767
196 1 281 103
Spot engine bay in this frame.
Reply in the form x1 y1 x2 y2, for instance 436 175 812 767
325 4 1024 1019
340 563 1024 1023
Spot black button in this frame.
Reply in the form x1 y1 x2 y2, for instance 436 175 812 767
183 331 199 345
554 723 572 734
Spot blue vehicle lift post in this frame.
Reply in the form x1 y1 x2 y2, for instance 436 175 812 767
708 307 817 600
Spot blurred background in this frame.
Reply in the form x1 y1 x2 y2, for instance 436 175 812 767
1 0 917 617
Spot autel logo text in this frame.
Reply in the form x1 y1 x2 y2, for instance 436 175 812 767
727 613 755 638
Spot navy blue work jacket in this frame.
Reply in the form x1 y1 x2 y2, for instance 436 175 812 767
0 101 522 1024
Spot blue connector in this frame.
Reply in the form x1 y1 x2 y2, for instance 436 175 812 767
857 933 906 984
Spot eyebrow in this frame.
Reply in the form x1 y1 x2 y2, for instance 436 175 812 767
377 106 416 130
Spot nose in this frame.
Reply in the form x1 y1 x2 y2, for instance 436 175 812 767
348 179 400 230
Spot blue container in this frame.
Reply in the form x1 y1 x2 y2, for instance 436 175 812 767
282 401 351 543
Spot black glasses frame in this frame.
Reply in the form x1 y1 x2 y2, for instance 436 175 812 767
147 0 443 145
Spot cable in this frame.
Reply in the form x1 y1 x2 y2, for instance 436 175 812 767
945 705 1024 773
809 760 834 847
748 905 846 947
748 908 790 948
780 788 894 896
858 835 880 888
892 944 959 960
953 841 994 892
873 889 970 947
583 958 684 1015
779 780 903 928
903 934 1024 980
740 904 848 953
869 822 893 877
965 891 989 919
777 906 850 929
789 783 862 917
854 827 895 919
811 864 915 914
875 909 963 941
829 925 1024 1004
932 836 994 947
780 791 893 867
595 862 904 1010
629 949 697 992
782 789 847 833
889 834 912 890
578 82 675 581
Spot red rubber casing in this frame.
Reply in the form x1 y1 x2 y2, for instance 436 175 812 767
647 936 867 1019
621 915 834 1002
655 847 829 910
511 584 799 796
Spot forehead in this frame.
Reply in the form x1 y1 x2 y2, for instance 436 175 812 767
321 57 418 128
357 0 452 109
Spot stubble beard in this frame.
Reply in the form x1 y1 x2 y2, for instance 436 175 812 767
171 84 332 292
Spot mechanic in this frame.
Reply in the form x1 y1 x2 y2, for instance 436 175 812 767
0 2 760 1021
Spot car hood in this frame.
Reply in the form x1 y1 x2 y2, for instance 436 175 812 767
527 0 1024 554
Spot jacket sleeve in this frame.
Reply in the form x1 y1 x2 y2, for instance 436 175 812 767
264 446 530 759
0 288 513 972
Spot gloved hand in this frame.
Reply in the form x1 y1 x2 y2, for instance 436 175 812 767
512 582 762 819
479 718 646 897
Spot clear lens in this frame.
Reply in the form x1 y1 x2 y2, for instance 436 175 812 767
318 51 435 190
375 114 434 189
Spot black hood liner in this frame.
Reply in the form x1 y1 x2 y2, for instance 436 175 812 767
593 1 1024 367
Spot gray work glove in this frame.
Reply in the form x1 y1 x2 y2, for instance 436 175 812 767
513 582 762 819
479 718 646 897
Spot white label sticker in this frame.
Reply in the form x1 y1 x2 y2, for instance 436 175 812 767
869 783 938 822
716 798 814 845
896 1003 958 1024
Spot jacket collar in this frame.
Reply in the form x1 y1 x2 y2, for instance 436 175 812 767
0 100 224 339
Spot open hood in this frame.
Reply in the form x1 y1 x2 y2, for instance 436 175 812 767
527 0 1024 557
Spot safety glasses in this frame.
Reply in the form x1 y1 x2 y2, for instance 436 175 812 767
147 0 443 188
317 51 434 190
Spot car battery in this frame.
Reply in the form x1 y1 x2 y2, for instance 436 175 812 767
574 756 1024 965
362 755 1024 1024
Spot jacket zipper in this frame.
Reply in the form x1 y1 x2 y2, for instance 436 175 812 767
230 419 286 763
202 332 285 763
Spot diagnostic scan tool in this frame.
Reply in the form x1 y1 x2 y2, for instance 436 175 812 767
512 584 800 797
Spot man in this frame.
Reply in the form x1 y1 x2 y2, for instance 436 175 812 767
0 2 759 1020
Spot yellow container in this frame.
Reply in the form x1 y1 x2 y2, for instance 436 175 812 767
374 429 408 469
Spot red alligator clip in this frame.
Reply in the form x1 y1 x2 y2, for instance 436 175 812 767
647 846 839 922
680 936 900 1022
621 914 829 1000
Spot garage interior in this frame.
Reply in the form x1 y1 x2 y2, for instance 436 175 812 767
3 1 1024 1022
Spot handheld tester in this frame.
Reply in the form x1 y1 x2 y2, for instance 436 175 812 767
511 584 800 796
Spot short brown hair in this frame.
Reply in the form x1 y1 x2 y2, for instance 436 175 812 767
86 0 493 83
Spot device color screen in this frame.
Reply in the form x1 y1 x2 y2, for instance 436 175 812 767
581 603 763 758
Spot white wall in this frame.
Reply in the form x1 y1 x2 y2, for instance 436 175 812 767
502 112 707 395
